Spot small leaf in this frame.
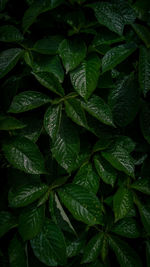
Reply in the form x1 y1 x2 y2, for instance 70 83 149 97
30 219 67 266
102 43 137 73
58 38 87 73
3 137 46 174
70 54 101 100
32 72 65 96
33 35 64 55
0 211 17 238
139 46 150 96
94 154 117 187
58 184 103 225
8 183 48 208
109 235 142 267
9 235 27 267
113 187 133 221
111 217 141 238
65 98 88 128
80 94 114 127
0 48 23 79
0 116 26 130
81 233 104 263
44 104 62 141
132 23 150 48
51 115 80 172
131 177 150 195
0 25 23 42
8 91 51 113
140 102 150 144
73 162 99 194
18 203 45 241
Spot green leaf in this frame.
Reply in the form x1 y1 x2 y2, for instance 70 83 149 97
67 237 85 258
8 183 48 208
58 38 87 73
9 235 27 267
0 48 23 79
102 143 135 177
44 104 62 141
0 25 23 43
113 187 133 221
135 199 150 235
8 91 50 113
0 211 17 238
94 154 117 187
0 116 26 130
18 203 45 241
32 72 65 96
73 162 99 194
58 184 103 225
33 35 64 55
131 177 150 195
3 137 46 174
81 233 104 263
140 102 150 144
22 0 64 32
30 219 67 266
102 43 137 73
139 46 150 96
80 95 114 127
109 235 142 267
111 217 141 238
70 54 101 100
92 29 125 47
114 136 136 153
108 74 139 127
51 115 80 172
65 98 88 128
93 135 113 152
132 23 150 48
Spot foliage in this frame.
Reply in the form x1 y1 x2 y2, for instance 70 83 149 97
0 0 150 266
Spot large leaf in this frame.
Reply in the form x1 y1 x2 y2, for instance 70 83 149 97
102 43 137 73
108 74 139 127
94 154 117 187
65 98 87 128
131 177 150 195
30 219 67 266
0 211 17 238
81 233 104 263
0 25 23 42
70 54 101 100
0 48 23 79
111 217 141 238
51 115 80 172
9 235 27 267
2 137 46 174
32 72 65 96
22 0 64 32
8 183 48 208
58 38 87 73
102 143 135 177
33 35 64 55
140 102 150 144
113 187 133 221
132 23 150 48
8 91 50 113
73 162 99 194
80 95 114 127
139 46 150 96
109 235 142 267
44 104 62 141
58 184 103 225
18 203 45 241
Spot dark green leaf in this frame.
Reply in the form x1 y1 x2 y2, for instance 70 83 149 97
131 177 150 195
132 23 150 48
140 102 150 144
33 35 64 55
146 240 150 267
0 25 23 42
139 46 150 96
58 184 103 225
3 137 46 174
0 116 26 130
70 54 101 100
0 48 23 79
30 219 67 266
73 162 99 194
8 183 48 208
9 235 27 267
0 211 17 238
111 217 141 238
135 199 150 235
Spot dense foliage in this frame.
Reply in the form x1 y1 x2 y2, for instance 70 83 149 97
0 0 150 266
